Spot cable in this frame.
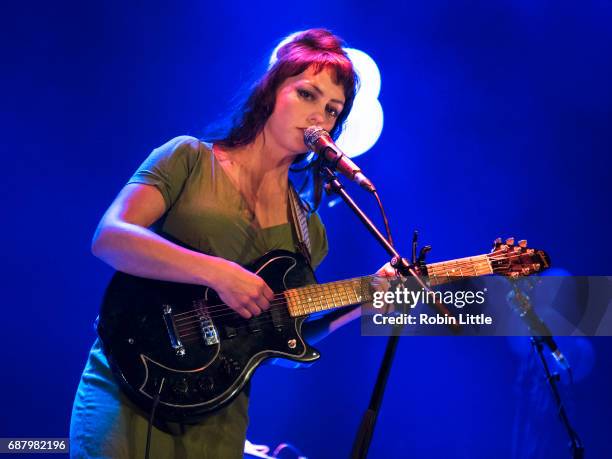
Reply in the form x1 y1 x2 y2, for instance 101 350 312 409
373 190 394 247
145 378 165 459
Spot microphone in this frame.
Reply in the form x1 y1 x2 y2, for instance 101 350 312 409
507 283 570 371
304 126 376 192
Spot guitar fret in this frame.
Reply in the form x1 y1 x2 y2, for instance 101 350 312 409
346 284 359 304
316 284 327 312
298 289 308 316
334 283 343 307
351 283 360 304
343 281 356 304
337 282 347 305
320 285 328 310
302 287 313 315
314 285 324 314
329 284 337 308
427 254 492 280
342 283 350 304
331 283 340 308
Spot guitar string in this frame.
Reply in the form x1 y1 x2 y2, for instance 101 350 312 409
176 302 354 342
171 256 495 320
175 276 366 333
172 261 509 334
170 258 498 324
170 255 522 329
176 279 365 340
172 279 371 323
168 251 534 329
173 253 537 341
177 275 408 343
170 250 521 320
175 281 365 335
169 269 391 319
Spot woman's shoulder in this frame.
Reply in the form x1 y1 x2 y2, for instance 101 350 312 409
157 135 211 155
148 135 214 168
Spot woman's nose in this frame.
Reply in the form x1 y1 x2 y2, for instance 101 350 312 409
307 110 325 127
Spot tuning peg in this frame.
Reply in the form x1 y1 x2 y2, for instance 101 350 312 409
518 239 527 248
505 237 515 246
417 245 432 265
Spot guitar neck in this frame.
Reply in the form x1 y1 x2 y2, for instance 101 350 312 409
284 254 493 318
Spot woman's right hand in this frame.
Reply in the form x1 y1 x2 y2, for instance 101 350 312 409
210 259 275 319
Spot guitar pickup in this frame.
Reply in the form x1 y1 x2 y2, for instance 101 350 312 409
198 312 219 346
162 304 186 357
270 307 284 332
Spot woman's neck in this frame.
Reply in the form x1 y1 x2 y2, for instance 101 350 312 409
216 138 298 203
220 133 296 186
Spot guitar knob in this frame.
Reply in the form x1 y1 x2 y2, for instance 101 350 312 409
172 378 189 395
221 358 232 375
222 358 241 375
492 237 502 252
198 376 215 392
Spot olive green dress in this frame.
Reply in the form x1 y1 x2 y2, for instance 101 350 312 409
70 136 328 458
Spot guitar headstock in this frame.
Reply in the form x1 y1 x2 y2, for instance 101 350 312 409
488 237 551 277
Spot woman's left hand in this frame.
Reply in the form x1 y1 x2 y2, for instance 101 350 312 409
375 262 397 278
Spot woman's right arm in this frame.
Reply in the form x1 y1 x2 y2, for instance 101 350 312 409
92 183 273 318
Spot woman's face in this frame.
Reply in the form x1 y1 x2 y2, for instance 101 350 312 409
264 66 346 156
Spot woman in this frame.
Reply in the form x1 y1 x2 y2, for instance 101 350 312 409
70 28 390 458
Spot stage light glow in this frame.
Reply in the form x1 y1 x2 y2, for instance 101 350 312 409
336 95 384 158
337 47 384 158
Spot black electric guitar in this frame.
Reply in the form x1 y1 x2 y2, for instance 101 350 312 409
97 239 549 423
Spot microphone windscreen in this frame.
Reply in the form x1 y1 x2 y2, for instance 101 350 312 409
304 126 328 150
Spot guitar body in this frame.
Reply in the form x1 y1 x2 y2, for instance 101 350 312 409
97 250 320 423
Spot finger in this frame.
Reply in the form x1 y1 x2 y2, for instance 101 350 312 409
255 295 271 312
263 285 275 302
384 268 397 277
377 268 395 277
237 306 252 319
255 286 274 310
245 302 263 317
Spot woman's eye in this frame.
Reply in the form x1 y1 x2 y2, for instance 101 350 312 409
298 89 313 100
327 106 339 118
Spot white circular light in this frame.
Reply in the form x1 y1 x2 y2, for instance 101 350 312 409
344 48 381 99
337 97 384 157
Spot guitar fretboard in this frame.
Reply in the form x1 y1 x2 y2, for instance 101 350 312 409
284 254 494 317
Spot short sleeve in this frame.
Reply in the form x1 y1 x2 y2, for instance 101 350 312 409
308 211 329 270
128 136 202 209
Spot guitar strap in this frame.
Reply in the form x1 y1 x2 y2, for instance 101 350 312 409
288 183 312 267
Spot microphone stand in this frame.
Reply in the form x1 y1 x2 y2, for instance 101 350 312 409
530 338 584 458
318 166 442 459
509 282 584 457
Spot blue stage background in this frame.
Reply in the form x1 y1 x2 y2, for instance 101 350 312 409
2 1 611 457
